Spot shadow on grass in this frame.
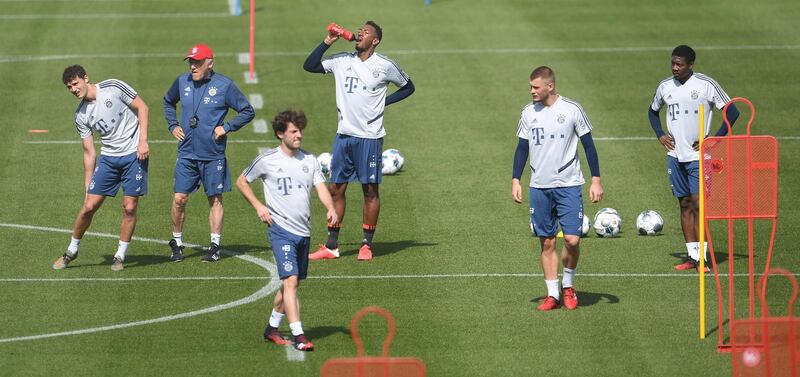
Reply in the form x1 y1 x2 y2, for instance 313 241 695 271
669 251 749 266
95 243 267 268
704 318 729 339
337 240 438 259
530 290 620 308
100 253 173 269
307 325 351 341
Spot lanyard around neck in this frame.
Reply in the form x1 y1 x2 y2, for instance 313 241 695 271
191 77 210 120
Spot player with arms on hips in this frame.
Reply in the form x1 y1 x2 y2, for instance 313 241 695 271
163 44 255 263
511 66 604 311
303 21 415 261
648 45 739 272
236 110 338 351
53 65 150 271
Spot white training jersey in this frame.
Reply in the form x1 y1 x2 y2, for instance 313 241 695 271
516 96 592 189
650 73 731 162
321 51 409 139
74 79 140 157
242 147 325 237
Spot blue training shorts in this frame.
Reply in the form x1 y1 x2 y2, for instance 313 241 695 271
329 134 383 184
173 158 230 197
667 155 699 198
88 152 148 197
529 186 584 237
268 223 310 280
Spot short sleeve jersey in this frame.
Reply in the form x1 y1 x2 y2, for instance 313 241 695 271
75 79 139 157
242 147 325 237
321 52 409 139
516 96 592 189
74 79 140 157
650 73 731 162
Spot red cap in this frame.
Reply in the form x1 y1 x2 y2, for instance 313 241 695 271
185 44 213 60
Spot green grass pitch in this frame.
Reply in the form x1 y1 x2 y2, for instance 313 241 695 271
1 0 800 376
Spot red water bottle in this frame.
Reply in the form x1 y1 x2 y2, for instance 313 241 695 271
327 22 355 41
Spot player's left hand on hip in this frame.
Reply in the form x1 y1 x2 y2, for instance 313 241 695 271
213 125 227 141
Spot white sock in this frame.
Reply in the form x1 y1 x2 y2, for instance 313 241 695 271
289 321 304 337
268 309 285 328
115 241 129 261
211 233 221 245
699 241 708 262
562 268 575 289
172 232 183 247
687 242 698 260
545 279 560 300
67 237 81 255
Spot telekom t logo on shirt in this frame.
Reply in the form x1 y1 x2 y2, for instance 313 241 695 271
277 177 292 196
344 76 360 93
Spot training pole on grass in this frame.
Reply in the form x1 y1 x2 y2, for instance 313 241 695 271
701 97 779 352
699 103 706 339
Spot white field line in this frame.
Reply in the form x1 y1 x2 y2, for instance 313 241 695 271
248 94 264 110
22 137 800 145
227 0 241 16
285 344 306 362
0 12 229 20
243 71 259 84
591 136 800 141
23 139 276 144
1 272 794 283
0 0 186 2
0 223 280 344
2 44 799 63
0 277 267 282
252 119 268 134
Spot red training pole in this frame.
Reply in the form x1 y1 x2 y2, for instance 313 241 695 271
249 0 255 80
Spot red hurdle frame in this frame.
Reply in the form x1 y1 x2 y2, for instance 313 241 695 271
321 307 426 377
703 97 779 352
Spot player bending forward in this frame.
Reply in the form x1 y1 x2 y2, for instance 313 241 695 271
54 65 149 271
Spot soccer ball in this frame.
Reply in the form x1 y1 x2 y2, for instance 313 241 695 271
317 152 332 179
593 209 621 238
636 210 664 236
580 214 590 237
594 207 622 229
381 149 404 175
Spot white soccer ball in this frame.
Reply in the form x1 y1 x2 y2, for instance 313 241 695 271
580 214 590 237
381 149 404 175
594 207 622 230
593 210 621 238
636 209 664 236
317 152 332 179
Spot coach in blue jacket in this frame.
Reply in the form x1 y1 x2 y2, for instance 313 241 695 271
163 43 255 263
